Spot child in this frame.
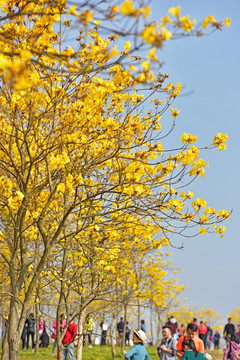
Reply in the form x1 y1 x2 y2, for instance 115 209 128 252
125 329 151 360
181 339 204 360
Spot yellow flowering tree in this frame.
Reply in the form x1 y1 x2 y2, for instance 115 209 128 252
0 1 231 359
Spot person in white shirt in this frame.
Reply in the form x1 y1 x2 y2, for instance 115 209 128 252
100 320 108 345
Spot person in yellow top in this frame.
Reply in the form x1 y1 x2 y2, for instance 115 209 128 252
85 314 95 348
176 323 204 359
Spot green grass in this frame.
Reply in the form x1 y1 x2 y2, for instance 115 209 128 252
0 345 224 359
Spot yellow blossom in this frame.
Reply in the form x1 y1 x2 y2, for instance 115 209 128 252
124 41 132 52
168 6 181 19
171 108 180 118
120 0 135 16
181 133 198 144
199 227 207 234
223 17 231 27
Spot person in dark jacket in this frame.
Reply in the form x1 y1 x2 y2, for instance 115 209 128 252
26 313 35 350
117 317 124 346
224 318 235 342
39 329 49 347
21 321 27 350
213 330 220 349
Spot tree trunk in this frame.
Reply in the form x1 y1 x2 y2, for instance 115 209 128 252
1 325 9 360
76 309 86 360
35 302 40 353
121 304 127 353
8 301 20 360
156 312 162 345
150 301 154 345
109 313 116 360
137 299 141 329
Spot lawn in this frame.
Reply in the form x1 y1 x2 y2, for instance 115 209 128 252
8 346 224 360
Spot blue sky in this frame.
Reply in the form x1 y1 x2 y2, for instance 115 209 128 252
149 0 240 318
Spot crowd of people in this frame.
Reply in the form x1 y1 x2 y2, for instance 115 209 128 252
16 312 240 360
123 316 240 360
20 312 77 360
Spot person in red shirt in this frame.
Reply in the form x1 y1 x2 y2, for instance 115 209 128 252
62 317 78 360
192 318 199 331
176 323 204 359
198 321 207 348
237 325 240 335
178 325 185 337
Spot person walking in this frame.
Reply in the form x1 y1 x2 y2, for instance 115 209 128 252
213 330 220 350
125 329 151 360
198 321 207 348
223 318 235 342
62 316 78 360
117 317 124 346
125 321 131 346
157 325 177 360
100 320 108 345
26 313 35 351
166 316 178 340
85 314 94 348
21 320 27 350
51 313 67 356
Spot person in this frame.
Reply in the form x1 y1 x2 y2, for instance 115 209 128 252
125 329 151 360
178 325 185 337
100 320 108 345
21 320 27 350
40 328 49 347
126 321 131 346
26 313 35 351
85 314 94 348
224 318 236 342
157 325 177 360
192 319 199 330
237 325 240 335
117 317 124 345
213 330 220 350
198 321 207 348
141 320 146 333
51 313 67 356
62 316 78 360
166 316 178 340
176 323 204 358
223 333 240 360
181 339 204 360
39 316 45 336
205 323 213 350
166 316 178 339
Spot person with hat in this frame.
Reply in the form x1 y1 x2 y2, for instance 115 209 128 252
125 329 151 360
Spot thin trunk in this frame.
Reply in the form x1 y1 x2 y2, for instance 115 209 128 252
150 301 154 345
1 324 9 360
137 299 141 330
121 304 127 353
76 308 86 360
156 312 161 345
35 302 40 353
109 312 116 360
